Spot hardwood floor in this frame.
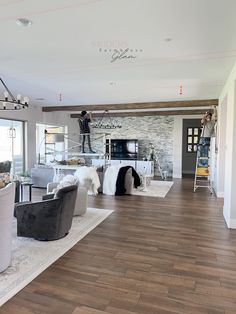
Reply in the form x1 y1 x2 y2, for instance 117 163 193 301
1 178 236 313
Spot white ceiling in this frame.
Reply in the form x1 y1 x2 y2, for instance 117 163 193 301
0 0 236 107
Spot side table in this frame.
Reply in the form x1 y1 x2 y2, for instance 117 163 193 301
20 182 34 202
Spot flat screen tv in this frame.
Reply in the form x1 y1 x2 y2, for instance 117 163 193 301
106 139 138 160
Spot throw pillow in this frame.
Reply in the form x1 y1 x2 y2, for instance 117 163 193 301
0 172 10 189
53 174 78 197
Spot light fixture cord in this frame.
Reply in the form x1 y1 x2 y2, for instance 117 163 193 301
0 77 17 101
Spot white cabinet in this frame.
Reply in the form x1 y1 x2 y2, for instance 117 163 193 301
110 160 121 166
136 160 154 175
91 159 120 167
91 159 106 167
120 160 136 168
91 159 154 176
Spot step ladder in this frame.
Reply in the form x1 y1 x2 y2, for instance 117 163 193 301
193 140 213 193
148 143 168 180
156 157 168 180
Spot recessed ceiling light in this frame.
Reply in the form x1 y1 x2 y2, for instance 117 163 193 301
16 18 33 27
35 98 45 101
164 38 172 42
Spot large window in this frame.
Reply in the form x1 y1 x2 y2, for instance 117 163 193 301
0 118 25 174
36 123 67 164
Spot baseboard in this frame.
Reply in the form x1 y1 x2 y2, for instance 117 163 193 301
217 191 224 198
182 171 195 175
173 174 182 179
223 208 236 229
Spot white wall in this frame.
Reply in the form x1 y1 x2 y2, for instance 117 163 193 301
90 115 174 176
218 61 236 228
0 105 79 171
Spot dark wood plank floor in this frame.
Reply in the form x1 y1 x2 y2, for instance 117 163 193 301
1 178 236 314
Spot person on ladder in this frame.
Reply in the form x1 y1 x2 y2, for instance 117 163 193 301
194 109 217 192
199 109 217 157
78 111 96 153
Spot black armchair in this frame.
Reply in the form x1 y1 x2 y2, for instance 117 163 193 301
15 185 78 241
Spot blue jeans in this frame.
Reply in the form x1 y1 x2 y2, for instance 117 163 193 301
197 137 210 158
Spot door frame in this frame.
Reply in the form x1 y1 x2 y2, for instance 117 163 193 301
0 117 26 174
173 115 202 178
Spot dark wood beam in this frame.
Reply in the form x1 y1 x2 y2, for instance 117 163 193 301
70 109 208 118
42 99 218 112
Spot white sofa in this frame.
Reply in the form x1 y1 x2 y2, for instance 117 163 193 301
47 182 87 216
0 182 15 273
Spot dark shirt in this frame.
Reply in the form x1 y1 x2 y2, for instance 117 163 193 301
79 117 91 134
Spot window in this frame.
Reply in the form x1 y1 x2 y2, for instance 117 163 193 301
186 127 202 153
0 118 25 175
36 123 67 164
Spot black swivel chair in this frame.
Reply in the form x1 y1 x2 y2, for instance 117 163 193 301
15 185 78 241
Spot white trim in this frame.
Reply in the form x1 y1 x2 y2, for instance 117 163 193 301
173 115 202 179
223 207 230 227
223 206 236 229
217 191 224 198
173 174 182 179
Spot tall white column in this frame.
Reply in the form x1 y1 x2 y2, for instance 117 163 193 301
223 80 236 228
215 97 227 197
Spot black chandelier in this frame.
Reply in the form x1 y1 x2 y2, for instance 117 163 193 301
92 110 122 129
0 77 29 110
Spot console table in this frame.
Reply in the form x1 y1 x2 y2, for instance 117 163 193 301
91 159 154 176
53 165 82 177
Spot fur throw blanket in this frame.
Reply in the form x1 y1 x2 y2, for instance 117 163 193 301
74 166 100 195
52 175 78 194
103 164 122 196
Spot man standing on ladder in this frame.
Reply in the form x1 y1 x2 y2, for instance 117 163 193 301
200 110 217 155
194 108 217 192
78 111 96 153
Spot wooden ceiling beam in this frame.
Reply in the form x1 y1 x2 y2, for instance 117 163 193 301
70 109 208 118
42 99 218 112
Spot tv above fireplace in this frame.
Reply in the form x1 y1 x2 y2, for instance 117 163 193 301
106 139 138 160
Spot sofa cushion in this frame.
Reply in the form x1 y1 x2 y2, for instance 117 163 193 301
31 166 54 188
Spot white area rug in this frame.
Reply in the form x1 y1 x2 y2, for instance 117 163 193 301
0 207 113 307
132 180 174 198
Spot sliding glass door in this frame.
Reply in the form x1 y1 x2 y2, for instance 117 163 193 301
0 118 25 175
36 123 67 164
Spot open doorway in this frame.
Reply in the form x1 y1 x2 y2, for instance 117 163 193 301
182 119 202 176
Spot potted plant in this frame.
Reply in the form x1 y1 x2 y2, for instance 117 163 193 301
17 171 31 183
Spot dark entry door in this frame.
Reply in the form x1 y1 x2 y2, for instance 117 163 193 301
182 119 202 176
